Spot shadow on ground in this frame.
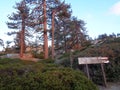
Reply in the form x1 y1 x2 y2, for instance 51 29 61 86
98 82 120 90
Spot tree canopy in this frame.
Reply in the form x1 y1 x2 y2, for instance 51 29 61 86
6 0 90 59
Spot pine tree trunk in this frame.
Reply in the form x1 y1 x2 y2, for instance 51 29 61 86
43 0 48 59
20 0 26 58
20 18 25 58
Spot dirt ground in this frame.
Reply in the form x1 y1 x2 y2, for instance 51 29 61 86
98 82 120 90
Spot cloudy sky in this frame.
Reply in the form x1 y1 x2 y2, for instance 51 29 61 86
0 0 120 44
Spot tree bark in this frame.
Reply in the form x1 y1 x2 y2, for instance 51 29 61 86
43 0 48 59
20 20 25 58
20 0 26 58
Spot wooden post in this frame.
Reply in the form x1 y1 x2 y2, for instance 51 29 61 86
101 63 107 87
86 64 90 79
70 50 74 68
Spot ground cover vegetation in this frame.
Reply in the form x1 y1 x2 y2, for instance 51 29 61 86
0 58 98 90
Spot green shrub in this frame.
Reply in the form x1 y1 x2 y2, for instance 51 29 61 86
40 68 98 90
0 58 98 90
32 52 44 59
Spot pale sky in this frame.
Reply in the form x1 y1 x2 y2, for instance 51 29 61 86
65 0 120 38
0 0 120 46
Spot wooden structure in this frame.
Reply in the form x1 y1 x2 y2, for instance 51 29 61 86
78 57 109 87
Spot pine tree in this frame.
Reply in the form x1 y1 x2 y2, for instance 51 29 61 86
7 0 30 57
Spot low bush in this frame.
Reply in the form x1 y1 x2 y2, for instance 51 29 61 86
0 58 98 90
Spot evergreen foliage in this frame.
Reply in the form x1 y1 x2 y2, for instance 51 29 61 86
0 58 98 90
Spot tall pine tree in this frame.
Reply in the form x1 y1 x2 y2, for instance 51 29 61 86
7 0 30 57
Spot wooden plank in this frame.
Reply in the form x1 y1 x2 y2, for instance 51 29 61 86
78 57 109 64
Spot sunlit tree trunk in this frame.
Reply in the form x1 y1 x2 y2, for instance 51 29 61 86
43 0 48 59
20 0 26 58
20 17 25 58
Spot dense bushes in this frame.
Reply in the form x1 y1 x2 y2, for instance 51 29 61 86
0 58 98 90
57 37 120 84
